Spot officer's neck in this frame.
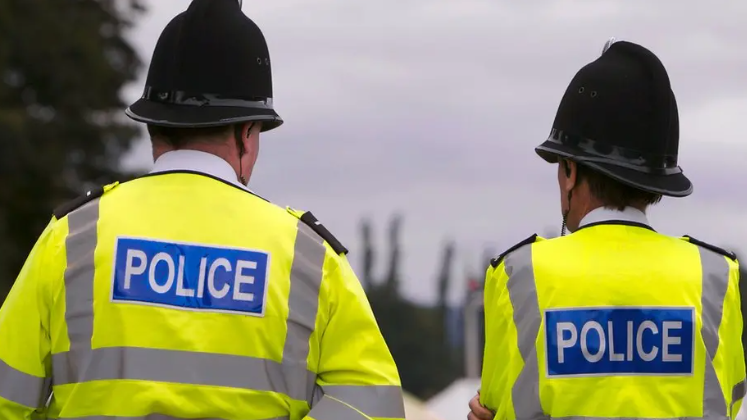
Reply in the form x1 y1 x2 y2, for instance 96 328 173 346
567 192 649 233
570 204 650 233
152 141 243 182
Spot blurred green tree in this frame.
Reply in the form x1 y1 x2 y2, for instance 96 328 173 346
383 214 402 295
0 0 144 300
436 240 454 317
362 215 462 400
359 217 375 289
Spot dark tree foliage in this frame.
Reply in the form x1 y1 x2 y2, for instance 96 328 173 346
384 214 402 293
359 218 375 289
362 216 462 400
0 0 144 299
436 240 454 314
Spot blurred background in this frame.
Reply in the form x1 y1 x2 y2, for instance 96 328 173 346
1 1 746 419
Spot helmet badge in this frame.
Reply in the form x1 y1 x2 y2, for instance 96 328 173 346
601 37 618 55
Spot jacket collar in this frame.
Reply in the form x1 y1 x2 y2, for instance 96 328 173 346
577 206 652 230
150 150 252 192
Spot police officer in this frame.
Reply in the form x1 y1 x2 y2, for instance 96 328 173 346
468 39 745 419
0 0 406 419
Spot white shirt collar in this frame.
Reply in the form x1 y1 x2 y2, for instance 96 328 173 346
149 150 251 192
578 206 651 229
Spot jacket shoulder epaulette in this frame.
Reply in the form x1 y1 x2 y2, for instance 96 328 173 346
681 235 737 261
53 186 106 220
287 208 349 255
490 233 539 268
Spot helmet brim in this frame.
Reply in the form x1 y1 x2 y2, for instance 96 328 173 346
125 98 283 132
535 139 693 198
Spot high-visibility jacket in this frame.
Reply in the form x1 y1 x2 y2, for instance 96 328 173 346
481 221 745 419
0 171 405 420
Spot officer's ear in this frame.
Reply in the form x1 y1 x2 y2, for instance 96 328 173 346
236 122 260 150
238 122 260 140
560 159 578 191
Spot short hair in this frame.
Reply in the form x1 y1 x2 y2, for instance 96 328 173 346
570 161 662 210
147 124 234 148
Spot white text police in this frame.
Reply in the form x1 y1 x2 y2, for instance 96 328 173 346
544 307 694 376
112 237 270 316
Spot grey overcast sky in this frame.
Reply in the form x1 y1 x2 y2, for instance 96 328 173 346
121 0 747 305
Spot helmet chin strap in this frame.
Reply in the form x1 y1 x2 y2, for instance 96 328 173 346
560 189 573 236
560 159 575 236
235 123 254 186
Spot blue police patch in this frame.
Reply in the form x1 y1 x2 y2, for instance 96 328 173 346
112 237 270 316
544 307 694 377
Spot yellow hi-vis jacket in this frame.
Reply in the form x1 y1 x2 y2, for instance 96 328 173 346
481 222 746 419
0 172 405 420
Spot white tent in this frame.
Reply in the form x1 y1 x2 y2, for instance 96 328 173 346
403 391 445 420
426 378 481 420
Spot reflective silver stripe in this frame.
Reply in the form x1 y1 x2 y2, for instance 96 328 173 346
699 247 731 417
48 415 288 420
731 380 746 417
505 245 734 418
51 347 313 399
63 199 99 357
0 358 50 408
282 221 326 403
322 384 405 418
306 395 368 420
54 204 326 402
60 197 100 397
504 245 544 418
729 381 747 417
733 380 746 402
56 197 99 392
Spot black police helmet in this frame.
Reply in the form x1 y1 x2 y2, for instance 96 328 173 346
535 39 692 197
125 0 282 132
